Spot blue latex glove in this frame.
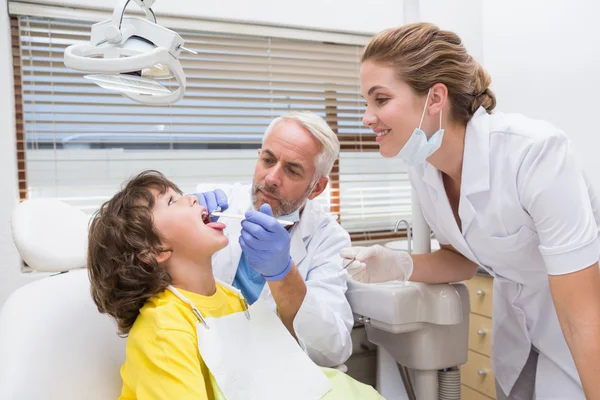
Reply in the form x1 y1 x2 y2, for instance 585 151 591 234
193 189 229 222
239 204 293 281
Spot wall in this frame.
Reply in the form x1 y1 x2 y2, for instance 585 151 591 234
414 0 600 192
418 0 483 62
482 0 600 191
21 0 405 34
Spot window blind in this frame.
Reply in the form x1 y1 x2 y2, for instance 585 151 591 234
13 15 412 242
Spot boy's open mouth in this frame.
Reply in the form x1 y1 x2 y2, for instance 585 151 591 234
201 210 226 231
201 210 210 224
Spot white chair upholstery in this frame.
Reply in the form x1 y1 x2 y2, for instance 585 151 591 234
10 198 89 272
0 199 126 400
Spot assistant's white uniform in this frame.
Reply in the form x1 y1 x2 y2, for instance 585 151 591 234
409 107 599 398
201 183 354 368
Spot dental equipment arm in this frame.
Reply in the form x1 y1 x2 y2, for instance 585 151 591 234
340 243 477 284
549 263 600 400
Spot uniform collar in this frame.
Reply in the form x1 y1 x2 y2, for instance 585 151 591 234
461 106 491 197
420 107 491 236
422 106 490 196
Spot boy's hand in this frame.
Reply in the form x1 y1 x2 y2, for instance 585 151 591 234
193 189 228 222
239 204 292 281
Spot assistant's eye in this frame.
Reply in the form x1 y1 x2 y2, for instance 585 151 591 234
375 97 389 105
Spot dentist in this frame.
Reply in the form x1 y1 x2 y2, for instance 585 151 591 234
195 112 354 368
341 23 600 399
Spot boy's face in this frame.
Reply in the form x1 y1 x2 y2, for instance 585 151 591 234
150 187 229 260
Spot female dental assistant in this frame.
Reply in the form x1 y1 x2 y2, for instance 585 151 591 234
341 23 600 399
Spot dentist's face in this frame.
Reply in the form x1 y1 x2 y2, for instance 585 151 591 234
360 60 425 158
252 120 321 217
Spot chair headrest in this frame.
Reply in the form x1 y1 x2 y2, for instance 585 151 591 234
11 199 90 272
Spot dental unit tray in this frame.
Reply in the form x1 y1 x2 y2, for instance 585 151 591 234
347 280 464 334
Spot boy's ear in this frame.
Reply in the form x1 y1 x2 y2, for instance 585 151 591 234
155 251 172 264
137 250 172 265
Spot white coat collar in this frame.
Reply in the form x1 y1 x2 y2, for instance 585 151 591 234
289 199 322 265
456 106 491 234
462 106 491 197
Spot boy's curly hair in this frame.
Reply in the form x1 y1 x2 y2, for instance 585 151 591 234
87 170 182 335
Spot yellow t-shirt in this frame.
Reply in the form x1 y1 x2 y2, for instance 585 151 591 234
119 284 245 400
119 283 383 400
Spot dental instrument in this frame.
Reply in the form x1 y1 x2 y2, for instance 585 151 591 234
63 0 193 104
342 259 355 270
209 211 295 227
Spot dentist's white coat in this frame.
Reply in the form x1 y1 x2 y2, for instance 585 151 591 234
409 107 599 398
201 182 354 367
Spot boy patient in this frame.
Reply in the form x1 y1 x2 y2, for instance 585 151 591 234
87 170 382 400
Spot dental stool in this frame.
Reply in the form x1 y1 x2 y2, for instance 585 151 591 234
0 199 126 400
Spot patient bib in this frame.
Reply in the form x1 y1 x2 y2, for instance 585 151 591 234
167 284 332 400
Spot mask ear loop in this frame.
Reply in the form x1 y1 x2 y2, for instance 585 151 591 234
439 109 443 131
418 88 432 130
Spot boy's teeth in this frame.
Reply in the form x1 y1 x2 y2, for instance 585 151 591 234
376 130 390 137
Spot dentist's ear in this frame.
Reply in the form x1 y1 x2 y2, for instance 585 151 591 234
428 83 448 116
308 176 329 200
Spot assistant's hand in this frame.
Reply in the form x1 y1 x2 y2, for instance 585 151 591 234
193 189 229 222
340 245 413 283
239 204 292 281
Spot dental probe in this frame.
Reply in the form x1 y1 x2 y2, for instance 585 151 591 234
209 211 294 227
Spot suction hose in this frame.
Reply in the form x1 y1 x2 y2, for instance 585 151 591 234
438 367 461 400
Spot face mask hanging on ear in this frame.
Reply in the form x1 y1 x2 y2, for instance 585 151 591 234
277 208 301 224
397 88 445 166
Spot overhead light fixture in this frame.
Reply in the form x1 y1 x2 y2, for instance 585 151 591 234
64 0 196 105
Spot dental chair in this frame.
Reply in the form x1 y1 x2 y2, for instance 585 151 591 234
0 199 126 400
0 197 469 400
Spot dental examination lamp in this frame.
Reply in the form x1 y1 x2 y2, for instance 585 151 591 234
64 0 195 105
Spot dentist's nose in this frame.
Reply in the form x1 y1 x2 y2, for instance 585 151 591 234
264 164 283 187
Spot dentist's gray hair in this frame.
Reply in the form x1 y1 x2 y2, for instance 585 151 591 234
262 112 340 180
